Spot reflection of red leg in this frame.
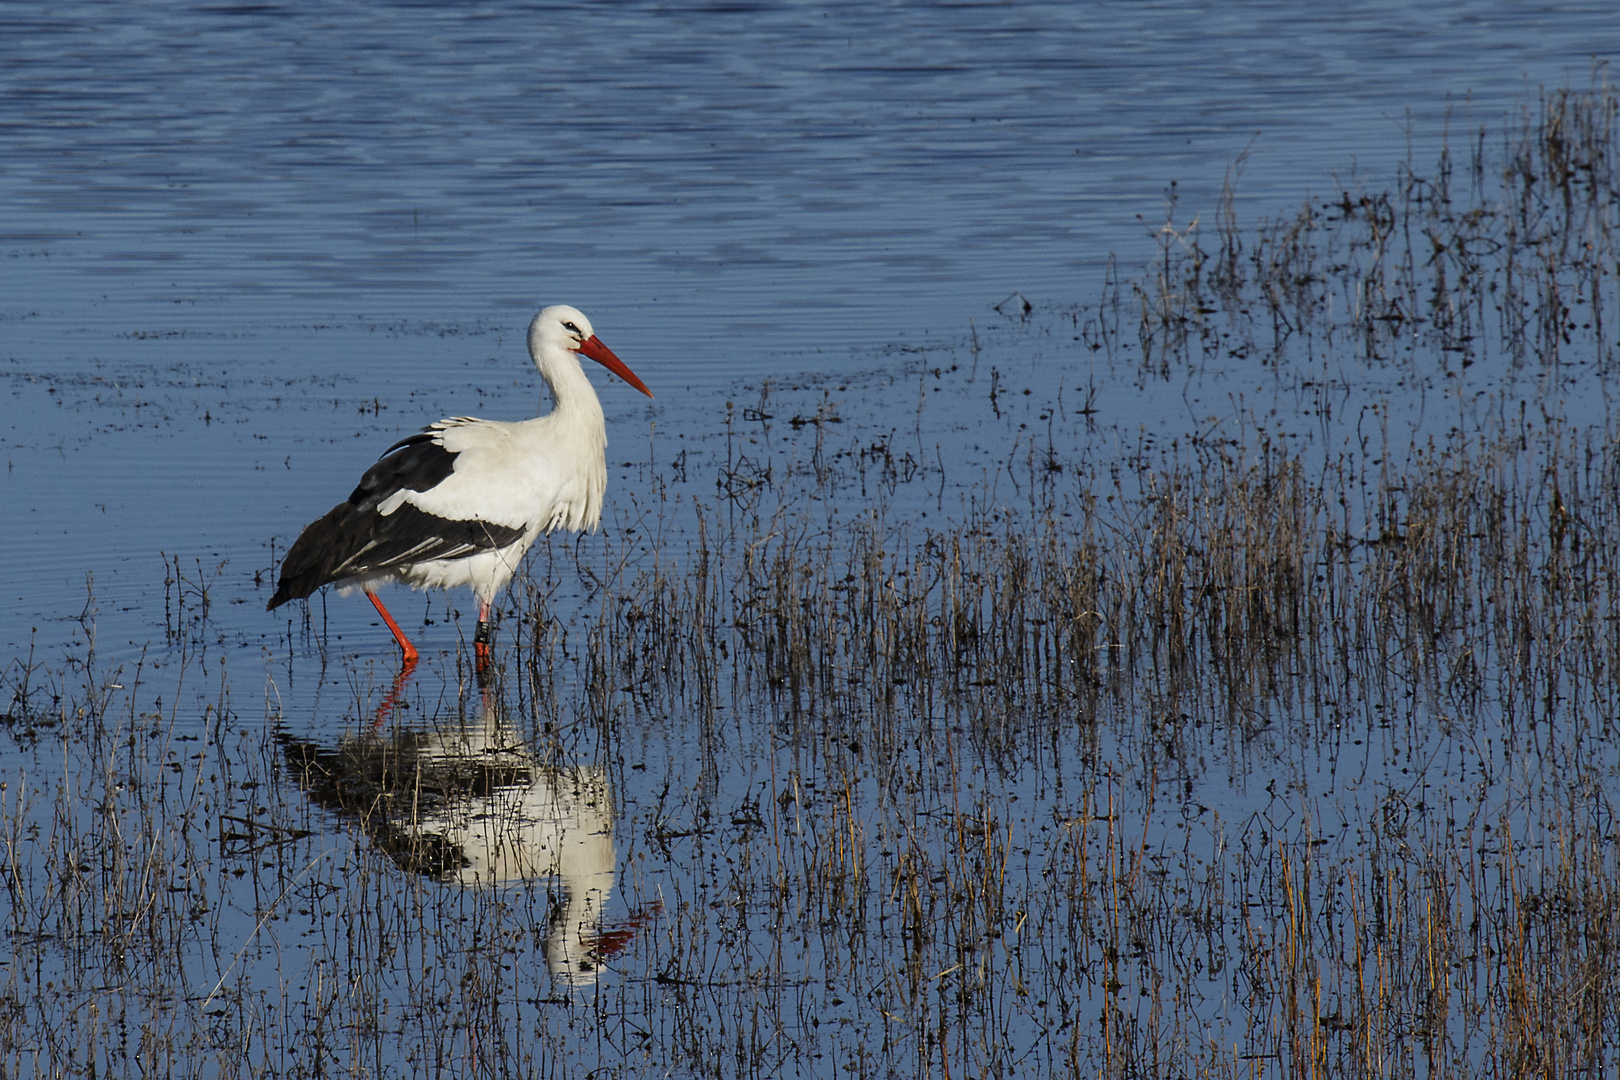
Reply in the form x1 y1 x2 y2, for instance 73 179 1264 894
366 589 419 664
370 653 418 731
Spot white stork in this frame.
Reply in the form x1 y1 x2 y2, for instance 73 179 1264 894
268 304 652 668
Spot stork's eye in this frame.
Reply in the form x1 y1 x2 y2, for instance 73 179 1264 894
563 321 581 335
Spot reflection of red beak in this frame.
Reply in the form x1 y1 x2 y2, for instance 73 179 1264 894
577 335 654 398
590 901 663 962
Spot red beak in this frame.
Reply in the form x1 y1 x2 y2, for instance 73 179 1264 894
577 335 653 398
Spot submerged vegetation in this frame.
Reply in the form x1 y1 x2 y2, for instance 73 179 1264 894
4 83 1620 1077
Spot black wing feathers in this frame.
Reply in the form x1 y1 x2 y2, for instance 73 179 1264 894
267 425 525 609
349 430 459 511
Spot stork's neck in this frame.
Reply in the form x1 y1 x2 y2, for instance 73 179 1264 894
542 355 604 418
529 338 606 430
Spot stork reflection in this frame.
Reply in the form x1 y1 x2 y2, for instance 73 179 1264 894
279 678 645 985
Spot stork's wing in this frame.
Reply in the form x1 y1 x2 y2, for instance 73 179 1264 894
349 417 482 512
267 419 526 608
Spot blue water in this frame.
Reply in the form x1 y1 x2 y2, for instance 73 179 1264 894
3 3 1619 1074
5 2 1616 357
5 0 1617 656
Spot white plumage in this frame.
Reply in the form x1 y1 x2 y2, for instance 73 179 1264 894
269 304 652 666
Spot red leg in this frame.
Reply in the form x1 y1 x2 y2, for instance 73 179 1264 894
474 600 493 674
366 589 419 664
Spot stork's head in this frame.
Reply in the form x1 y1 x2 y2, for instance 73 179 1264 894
530 305 653 398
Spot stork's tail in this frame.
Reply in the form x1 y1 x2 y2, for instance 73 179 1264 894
267 502 360 610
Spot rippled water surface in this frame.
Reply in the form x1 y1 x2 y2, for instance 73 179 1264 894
3 0 1615 652
3 3 1620 1075
5 0 1619 648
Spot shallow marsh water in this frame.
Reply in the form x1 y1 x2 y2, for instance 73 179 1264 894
4 3 1620 1077
7 0 1620 654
